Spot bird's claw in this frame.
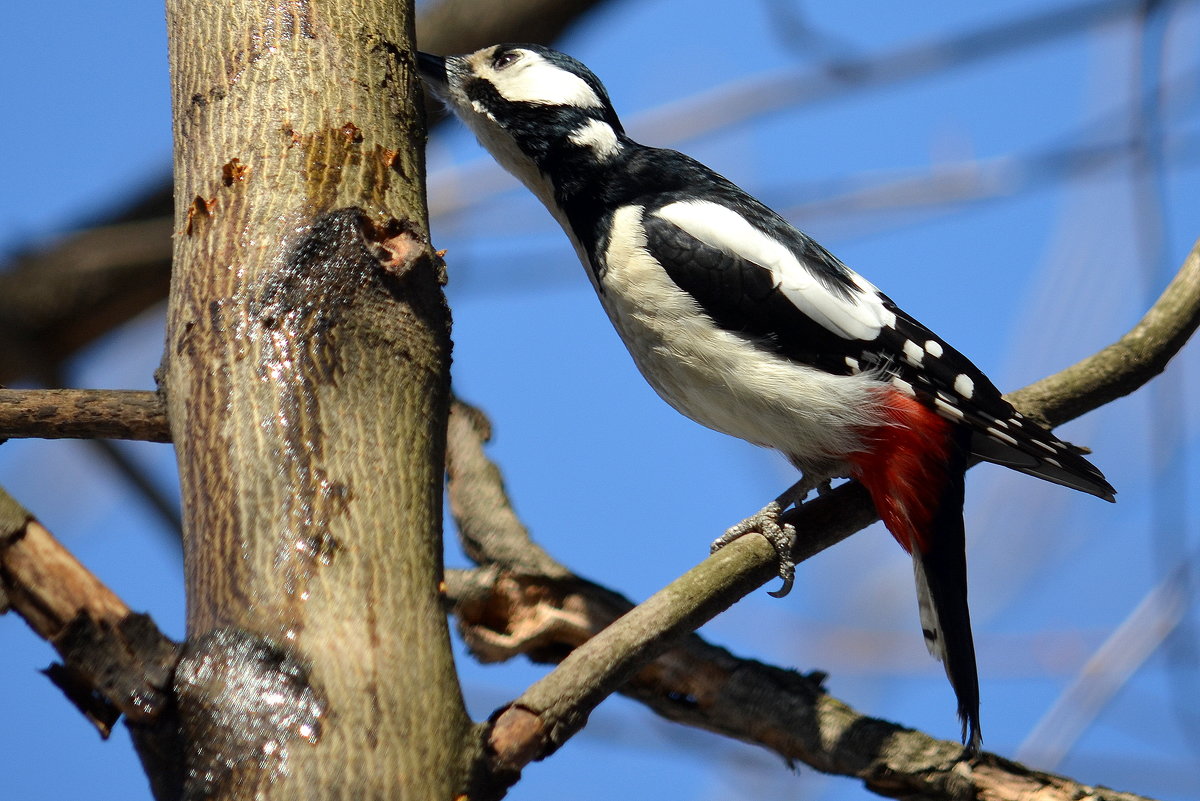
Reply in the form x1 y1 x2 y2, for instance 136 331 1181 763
711 501 797 598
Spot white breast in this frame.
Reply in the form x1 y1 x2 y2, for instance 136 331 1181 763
594 206 888 473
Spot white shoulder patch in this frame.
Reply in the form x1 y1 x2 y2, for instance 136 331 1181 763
489 51 603 108
653 200 890 341
568 119 621 159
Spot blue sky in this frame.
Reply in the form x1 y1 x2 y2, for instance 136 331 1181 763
2 1 1199 799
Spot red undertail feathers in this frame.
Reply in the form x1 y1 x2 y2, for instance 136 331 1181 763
848 391 958 556
848 389 982 752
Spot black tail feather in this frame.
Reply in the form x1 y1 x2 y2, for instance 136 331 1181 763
915 427 982 753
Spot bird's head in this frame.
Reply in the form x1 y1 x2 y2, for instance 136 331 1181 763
417 44 627 199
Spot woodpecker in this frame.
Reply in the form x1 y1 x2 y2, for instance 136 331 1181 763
417 44 1115 752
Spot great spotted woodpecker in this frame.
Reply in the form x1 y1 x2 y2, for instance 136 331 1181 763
417 44 1115 752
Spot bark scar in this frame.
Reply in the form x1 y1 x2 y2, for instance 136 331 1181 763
365 218 447 285
184 195 218 236
222 158 250 186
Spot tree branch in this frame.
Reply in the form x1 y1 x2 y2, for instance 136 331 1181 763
0 486 179 735
0 389 169 442
447 566 1154 801
446 240 1200 797
446 398 571 577
0 217 175 383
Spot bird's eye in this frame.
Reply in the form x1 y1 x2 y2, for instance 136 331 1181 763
492 51 521 71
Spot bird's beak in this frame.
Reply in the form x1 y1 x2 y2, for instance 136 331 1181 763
416 52 448 92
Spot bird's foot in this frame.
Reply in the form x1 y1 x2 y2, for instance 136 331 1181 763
711 501 797 598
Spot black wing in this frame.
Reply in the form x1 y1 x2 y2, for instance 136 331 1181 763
625 172 1113 500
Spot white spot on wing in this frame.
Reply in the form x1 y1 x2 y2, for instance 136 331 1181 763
954 373 975 399
891 377 916 398
925 340 944 358
653 200 891 341
902 339 924 366
845 356 860 372
567 119 620 159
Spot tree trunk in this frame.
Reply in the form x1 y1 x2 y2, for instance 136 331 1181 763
162 1 471 798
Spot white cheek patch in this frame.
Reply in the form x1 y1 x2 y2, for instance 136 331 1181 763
568 119 620 159
490 52 603 108
653 200 890 341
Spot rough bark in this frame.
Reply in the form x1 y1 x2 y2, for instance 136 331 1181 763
0 389 170 442
163 1 470 799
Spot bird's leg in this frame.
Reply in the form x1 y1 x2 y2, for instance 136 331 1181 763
712 500 797 597
711 474 821 598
